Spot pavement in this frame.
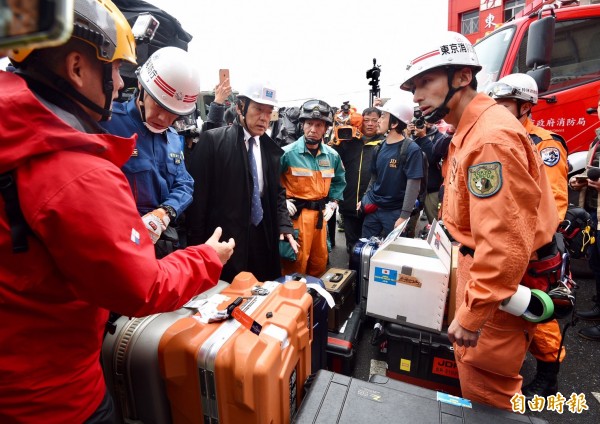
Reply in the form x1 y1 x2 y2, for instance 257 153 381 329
326 214 600 424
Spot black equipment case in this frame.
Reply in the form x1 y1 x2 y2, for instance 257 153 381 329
292 370 548 424
385 322 461 396
326 305 362 375
277 273 329 373
320 268 358 332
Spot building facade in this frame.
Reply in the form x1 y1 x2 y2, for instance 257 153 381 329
448 0 598 43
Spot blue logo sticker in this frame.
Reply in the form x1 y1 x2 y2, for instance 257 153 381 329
265 89 274 98
437 392 472 408
374 267 397 285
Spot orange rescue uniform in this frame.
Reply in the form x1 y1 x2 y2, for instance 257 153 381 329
280 137 345 277
443 94 559 410
524 117 569 364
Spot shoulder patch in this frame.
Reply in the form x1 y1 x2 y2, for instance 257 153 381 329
467 162 502 198
540 146 560 167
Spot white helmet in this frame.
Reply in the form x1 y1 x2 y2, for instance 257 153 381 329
237 80 278 107
487 73 538 105
376 95 415 124
400 31 481 92
137 47 201 115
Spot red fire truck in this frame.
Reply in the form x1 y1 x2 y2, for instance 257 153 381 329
473 2 600 174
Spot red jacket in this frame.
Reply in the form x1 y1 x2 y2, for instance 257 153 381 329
0 72 222 423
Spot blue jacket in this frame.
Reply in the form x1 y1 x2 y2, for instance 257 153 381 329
101 99 194 218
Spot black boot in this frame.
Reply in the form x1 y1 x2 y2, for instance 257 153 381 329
575 304 600 321
578 323 600 341
522 360 559 401
578 275 600 321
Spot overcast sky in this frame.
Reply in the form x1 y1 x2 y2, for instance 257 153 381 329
148 0 449 111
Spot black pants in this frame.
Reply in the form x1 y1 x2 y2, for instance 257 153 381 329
247 220 276 282
85 388 117 424
328 210 336 248
342 212 364 253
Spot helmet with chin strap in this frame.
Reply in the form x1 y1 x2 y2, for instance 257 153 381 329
137 47 201 116
487 73 539 105
376 95 415 125
9 0 137 121
400 31 481 124
235 80 278 132
299 99 333 125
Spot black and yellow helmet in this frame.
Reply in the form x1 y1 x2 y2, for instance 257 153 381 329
10 0 136 65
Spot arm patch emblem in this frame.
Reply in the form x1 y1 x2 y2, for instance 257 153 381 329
540 147 560 167
467 161 502 198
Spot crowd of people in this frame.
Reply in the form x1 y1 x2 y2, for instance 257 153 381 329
2 0 600 421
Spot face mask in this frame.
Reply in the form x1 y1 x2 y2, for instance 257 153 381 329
144 122 167 134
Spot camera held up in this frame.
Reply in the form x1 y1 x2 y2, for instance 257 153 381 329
411 109 425 136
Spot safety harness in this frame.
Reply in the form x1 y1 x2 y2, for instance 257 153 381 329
289 198 328 229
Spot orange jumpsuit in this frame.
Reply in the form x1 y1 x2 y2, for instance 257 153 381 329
280 137 346 277
525 118 569 364
443 94 559 410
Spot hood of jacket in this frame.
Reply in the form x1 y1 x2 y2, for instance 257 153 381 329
0 71 136 174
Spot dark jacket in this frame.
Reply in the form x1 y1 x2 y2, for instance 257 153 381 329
333 134 384 215
186 119 293 282
413 126 446 193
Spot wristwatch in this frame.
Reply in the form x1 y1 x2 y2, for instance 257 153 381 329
160 204 177 221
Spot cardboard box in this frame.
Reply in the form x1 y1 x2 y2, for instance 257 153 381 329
447 244 460 325
366 220 451 332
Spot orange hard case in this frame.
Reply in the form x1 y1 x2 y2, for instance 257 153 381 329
159 272 313 424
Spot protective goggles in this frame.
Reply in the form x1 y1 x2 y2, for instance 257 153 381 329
487 82 535 103
487 82 520 99
302 100 331 117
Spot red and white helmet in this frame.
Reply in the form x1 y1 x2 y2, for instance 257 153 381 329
137 47 200 115
487 73 538 105
400 31 481 92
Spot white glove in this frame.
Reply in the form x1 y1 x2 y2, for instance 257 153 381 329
323 201 338 222
286 199 297 217
142 209 170 244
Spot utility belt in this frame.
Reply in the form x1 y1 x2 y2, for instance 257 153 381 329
459 235 562 293
291 198 328 229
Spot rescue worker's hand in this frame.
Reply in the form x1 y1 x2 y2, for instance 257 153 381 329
447 318 480 348
214 78 232 105
373 97 383 107
394 216 406 229
280 233 299 254
205 227 235 265
286 199 297 217
323 201 338 222
142 208 171 244
568 176 587 191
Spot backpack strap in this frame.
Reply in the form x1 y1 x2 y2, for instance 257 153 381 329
0 172 31 253
398 137 413 168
